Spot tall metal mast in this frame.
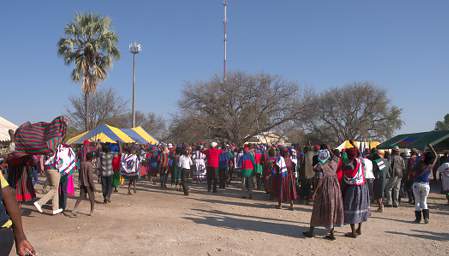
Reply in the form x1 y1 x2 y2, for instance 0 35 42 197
223 0 228 82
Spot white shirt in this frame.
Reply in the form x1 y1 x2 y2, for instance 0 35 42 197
363 158 375 179
179 155 193 170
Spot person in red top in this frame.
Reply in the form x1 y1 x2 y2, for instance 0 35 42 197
337 147 370 238
205 142 222 193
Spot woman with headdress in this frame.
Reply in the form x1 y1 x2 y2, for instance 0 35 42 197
337 145 370 238
273 148 298 210
304 149 344 240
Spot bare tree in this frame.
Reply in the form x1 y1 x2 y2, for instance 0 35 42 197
175 72 307 145
303 82 402 145
67 88 127 131
167 114 209 144
435 114 449 131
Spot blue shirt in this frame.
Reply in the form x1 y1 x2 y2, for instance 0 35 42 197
415 167 431 183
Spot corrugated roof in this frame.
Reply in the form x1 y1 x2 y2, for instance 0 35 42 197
377 130 449 151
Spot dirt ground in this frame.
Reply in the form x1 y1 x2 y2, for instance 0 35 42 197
15 178 449 256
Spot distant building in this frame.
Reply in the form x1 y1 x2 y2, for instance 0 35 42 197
247 132 288 145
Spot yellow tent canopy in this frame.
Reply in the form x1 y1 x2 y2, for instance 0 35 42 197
121 126 159 145
66 124 135 144
336 140 380 151
66 131 88 144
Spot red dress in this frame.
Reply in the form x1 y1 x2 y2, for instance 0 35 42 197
273 157 298 203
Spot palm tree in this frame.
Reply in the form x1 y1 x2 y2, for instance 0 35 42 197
58 13 120 131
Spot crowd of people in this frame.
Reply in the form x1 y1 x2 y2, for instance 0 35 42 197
1 128 449 254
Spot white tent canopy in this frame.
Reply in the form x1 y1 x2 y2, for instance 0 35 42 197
0 116 17 142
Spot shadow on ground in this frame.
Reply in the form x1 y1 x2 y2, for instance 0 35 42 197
385 229 449 241
183 208 307 238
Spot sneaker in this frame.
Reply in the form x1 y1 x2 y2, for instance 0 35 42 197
52 209 63 215
34 202 43 213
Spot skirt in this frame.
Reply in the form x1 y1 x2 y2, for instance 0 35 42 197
112 172 121 187
14 167 36 202
373 170 387 200
273 173 298 203
343 183 370 225
310 176 344 228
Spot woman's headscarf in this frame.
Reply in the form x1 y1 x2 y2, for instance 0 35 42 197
318 149 331 164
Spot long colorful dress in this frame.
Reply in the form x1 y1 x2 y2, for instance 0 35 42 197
310 160 344 228
6 154 36 202
274 156 298 203
149 150 160 176
338 158 370 225
112 154 121 188
372 157 388 200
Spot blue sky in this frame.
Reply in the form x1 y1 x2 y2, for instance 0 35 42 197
0 0 448 134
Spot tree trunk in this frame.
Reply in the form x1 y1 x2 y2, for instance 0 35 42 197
84 92 89 131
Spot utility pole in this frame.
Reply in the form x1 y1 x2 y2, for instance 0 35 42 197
223 0 228 82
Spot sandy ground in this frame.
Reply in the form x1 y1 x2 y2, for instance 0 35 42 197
14 178 449 256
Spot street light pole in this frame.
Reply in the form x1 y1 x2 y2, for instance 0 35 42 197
129 42 142 128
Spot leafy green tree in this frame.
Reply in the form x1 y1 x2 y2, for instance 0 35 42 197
58 13 120 130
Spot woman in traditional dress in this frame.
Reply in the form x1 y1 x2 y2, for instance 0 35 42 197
72 152 96 216
371 150 389 212
273 148 298 210
120 144 141 195
337 147 370 238
147 146 159 185
304 149 344 240
6 154 36 206
192 146 206 184
112 152 121 192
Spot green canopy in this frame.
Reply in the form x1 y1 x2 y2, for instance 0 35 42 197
377 130 449 151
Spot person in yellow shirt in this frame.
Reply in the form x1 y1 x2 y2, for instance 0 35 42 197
0 162 35 256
